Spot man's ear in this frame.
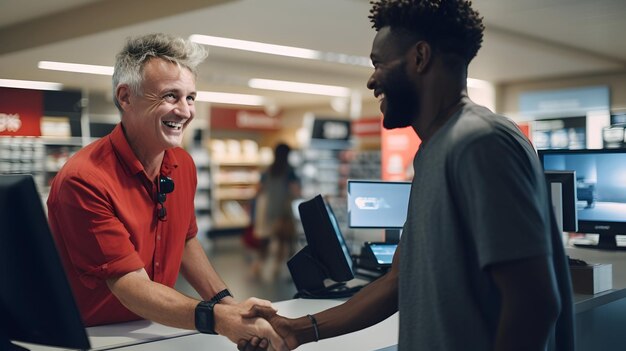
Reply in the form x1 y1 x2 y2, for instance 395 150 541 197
412 41 432 73
116 84 132 111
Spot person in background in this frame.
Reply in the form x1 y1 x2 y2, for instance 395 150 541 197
47 33 285 351
240 0 575 350
250 142 301 280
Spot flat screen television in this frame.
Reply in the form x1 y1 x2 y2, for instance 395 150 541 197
347 179 411 243
287 195 357 298
538 148 626 250
0 174 90 350
544 170 578 233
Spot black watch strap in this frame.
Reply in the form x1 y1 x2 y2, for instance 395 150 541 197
209 289 232 304
195 300 218 334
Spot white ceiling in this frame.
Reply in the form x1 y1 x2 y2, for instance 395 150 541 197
1 0 626 110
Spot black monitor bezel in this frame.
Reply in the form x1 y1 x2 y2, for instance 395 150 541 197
544 170 578 232
538 148 626 237
347 179 411 229
0 174 90 350
297 194 354 283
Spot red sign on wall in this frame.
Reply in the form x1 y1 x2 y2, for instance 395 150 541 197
351 117 382 137
381 124 421 181
0 88 43 136
210 107 280 131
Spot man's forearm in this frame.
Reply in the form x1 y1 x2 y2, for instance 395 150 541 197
108 270 286 350
311 270 399 342
107 269 198 330
180 237 230 301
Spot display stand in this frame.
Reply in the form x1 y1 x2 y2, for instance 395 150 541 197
574 235 626 251
385 229 401 244
287 246 362 299
287 246 327 292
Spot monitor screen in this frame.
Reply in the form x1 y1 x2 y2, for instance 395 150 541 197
0 175 90 350
367 243 397 266
539 148 626 250
310 117 351 150
347 180 411 229
288 195 355 296
544 170 578 233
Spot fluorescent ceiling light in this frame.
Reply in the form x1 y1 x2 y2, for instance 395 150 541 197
196 91 266 106
0 79 63 91
38 61 113 75
190 34 371 67
190 34 319 60
249 78 351 97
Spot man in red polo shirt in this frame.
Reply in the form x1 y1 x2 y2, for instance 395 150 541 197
47 33 285 350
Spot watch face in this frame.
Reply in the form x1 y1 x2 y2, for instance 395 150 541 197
195 300 217 334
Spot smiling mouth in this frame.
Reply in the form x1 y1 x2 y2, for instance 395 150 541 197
374 90 385 102
162 121 183 130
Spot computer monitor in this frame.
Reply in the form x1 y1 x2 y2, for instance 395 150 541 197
539 148 626 250
309 117 351 150
347 179 411 242
544 170 578 233
0 175 90 350
287 195 356 298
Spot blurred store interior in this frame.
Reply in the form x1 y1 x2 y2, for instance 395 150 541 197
2 0 626 301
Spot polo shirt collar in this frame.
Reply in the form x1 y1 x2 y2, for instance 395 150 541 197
110 123 179 177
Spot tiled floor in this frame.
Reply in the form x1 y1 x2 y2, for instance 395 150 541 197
175 235 298 303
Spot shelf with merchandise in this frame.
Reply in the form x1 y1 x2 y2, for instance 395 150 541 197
188 133 213 240
0 136 83 189
208 139 272 232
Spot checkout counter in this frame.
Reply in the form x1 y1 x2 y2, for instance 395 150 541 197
18 246 626 351
18 299 398 351
567 246 626 351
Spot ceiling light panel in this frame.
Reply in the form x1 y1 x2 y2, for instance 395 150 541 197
38 61 113 75
248 78 351 97
196 91 267 106
0 79 63 91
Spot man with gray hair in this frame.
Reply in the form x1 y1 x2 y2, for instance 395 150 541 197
47 33 286 350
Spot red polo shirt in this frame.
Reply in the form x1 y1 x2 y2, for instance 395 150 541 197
47 124 198 327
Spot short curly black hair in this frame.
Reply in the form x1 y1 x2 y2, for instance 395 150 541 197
369 0 484 64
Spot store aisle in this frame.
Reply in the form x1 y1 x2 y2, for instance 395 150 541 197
175 235 298 303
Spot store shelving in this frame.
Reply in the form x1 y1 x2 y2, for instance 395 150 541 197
0 137 45 189
0 136 82 202
208 139 271 232
189 139 212 240
40 137 82 190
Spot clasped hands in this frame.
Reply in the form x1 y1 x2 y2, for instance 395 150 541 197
214 297 298 351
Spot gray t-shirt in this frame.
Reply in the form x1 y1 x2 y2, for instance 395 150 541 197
398 99 574 350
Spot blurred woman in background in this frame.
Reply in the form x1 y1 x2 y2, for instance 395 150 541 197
250 143 301 280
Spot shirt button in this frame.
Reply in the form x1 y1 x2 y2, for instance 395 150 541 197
155 262 160 267
157 235 161 240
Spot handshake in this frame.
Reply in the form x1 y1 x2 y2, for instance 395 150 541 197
214 297 317 351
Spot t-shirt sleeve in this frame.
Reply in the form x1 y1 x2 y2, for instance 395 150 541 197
52 174 144 288
450 132 551 269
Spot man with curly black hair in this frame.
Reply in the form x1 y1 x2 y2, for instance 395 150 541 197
240 1 574 350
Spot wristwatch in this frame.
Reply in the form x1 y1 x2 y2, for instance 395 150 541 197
195 300 218 334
